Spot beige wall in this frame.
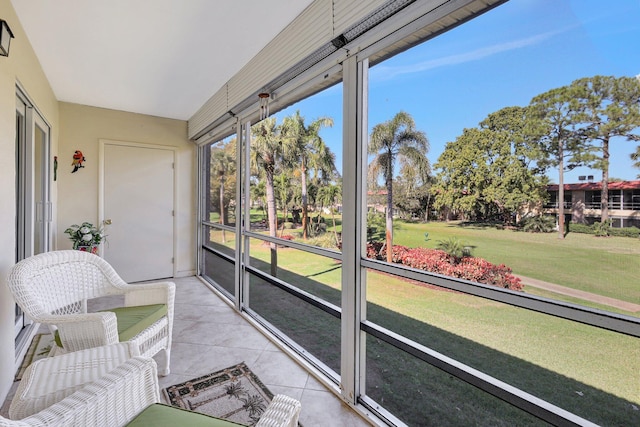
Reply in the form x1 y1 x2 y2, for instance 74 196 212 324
0 0 60 403
58 102 196 277
0 0 197 403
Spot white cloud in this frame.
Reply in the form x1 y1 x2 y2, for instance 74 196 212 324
372 29 565 81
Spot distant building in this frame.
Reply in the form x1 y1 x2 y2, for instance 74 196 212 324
545 180 640 228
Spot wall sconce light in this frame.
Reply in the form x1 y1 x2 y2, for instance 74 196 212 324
0 19 14 57
258 93 270 121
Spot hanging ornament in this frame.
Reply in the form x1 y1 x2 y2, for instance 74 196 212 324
258 93 270 120
71 150 85 173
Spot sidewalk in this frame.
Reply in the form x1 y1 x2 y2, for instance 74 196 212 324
518 275 640 313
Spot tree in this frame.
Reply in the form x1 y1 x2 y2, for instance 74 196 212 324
317 183 342 246
433 107 546 223
571 76 640 222
210 143 235 243
369 111 429 262
251 117 282 276
281 111 335 239
274 172 293 236
632 146 640 178
480 106 548 222
393 156 433 220
528 86 586 239
250 180 267 220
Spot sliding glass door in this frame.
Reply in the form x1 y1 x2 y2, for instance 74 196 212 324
15 88 52 339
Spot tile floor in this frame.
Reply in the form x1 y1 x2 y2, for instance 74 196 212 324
2 276 373 426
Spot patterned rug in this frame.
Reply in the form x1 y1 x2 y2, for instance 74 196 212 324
163 362 274 426
15 333 55 381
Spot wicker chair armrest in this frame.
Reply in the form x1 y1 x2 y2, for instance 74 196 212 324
0 416 31 426
9 342 139 420
14 357 160 427
256 394 302 427
122 281 176 307
48 312 119 352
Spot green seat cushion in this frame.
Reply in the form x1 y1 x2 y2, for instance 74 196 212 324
103 303 167 342
126 403 245 427
54 304 167 348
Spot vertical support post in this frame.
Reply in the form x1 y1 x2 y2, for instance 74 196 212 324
234 118 243 311
242 121 253 308
196 144 208 277
340 54 368 405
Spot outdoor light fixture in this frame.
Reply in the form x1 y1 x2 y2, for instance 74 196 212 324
258 93 270 120
0 19 14 57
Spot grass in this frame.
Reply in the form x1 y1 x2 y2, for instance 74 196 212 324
391 220 640 304
206 221 639 424
215 212 640 306
238 242 639 425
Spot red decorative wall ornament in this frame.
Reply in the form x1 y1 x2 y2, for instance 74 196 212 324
71 150 85 173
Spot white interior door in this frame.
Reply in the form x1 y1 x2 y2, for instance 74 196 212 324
101 141 175 282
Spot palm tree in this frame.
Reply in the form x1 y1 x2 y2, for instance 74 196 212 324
281 110 334 239
436 237 472 261
274 172 292 236
250 180 267 220
251 117 282 276
317 183 342 246
210 144 235 243
368 111 429 263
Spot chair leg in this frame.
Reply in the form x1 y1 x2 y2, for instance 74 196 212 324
158 347 170 376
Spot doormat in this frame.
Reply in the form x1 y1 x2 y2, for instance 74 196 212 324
15 333 54 381
163 362 274 426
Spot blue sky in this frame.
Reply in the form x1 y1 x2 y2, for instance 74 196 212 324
276 0 640 183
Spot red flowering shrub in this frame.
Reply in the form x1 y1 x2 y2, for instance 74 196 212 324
366 243 523 291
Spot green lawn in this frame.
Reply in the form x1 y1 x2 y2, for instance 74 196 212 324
212 213 639 305
241 242 639 425
207 222 639 424
392 220 640 304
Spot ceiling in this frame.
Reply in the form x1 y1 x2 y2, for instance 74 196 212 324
10 0 314 121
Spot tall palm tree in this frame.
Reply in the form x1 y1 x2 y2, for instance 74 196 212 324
251 117 282 276
281 111 334 239
274 172 292 236
368 111 429 263
210 145 235 243
317 183 342 246
250 180 267 220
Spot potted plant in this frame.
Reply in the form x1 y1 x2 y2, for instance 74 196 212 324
63 222 106 254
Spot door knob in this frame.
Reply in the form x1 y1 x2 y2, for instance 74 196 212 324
104 219 112 225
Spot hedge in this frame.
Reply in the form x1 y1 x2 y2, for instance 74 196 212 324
367 242 523 291
569 223 640 238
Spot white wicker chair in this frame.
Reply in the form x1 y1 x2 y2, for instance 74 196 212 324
0 356 160 427
4 349 301 427
9 343 140 420
7 250 174 375
256 394 302 427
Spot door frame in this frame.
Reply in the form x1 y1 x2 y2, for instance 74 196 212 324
98 139 178 278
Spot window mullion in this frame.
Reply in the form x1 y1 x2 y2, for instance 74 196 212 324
340 54 368 405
